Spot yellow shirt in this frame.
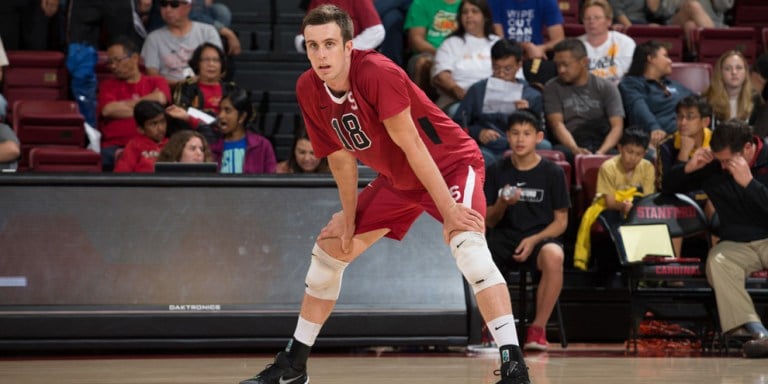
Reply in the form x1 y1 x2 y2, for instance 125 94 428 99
596 155 656 198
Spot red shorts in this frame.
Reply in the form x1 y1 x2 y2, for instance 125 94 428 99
355 164 487 240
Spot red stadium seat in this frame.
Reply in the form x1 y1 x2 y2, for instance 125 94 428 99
3 51 69 121
563 23 585 38
693 27 757 66
625 25 685 62
12 100 86 170
28 147 101 173
668 62 712 95
537 149 567 162
732 0 768 30
763 27 768 54
574 154 613 216
559 0 580 24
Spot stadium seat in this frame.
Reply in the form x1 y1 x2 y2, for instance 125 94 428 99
563 23 585 38
612 193 718 353
624 25 685 62
693 27 757 67
3 51 68 121
537 149 567 162
28 147 101 173
668 62 712 95
763 27 768 54
12 100 86 170
574 154 613 216
559 0 580 24
732 0 768 30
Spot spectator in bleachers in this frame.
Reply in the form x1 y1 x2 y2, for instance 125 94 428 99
752 53 768 138
114 100 169 172
703 50 762 129
404 0 460 96
661 119 768 359
0 36 7 121
454 39 546 165
574 128 655 270
98 36 171 172
296 0 385 53
619 40 693 151
578 0 636 84
650 0 733 52
67 0 142 49
276 130 330 174
157 129 213 163
141 0 222 86
543 38 625 163
656 95 713 256
609 0 656 27
0 0 59 51
488 0 565 60
144 0 240 56
211 87 276 174
484 110 570 352
0 122 20 171
375 0 413 67
165 42 236 143
431 0 498 114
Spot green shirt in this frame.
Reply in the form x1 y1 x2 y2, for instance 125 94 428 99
404 0 460 51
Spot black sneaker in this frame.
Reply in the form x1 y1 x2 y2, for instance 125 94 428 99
240 351 308 384
743 336 768 358
495 345 531 384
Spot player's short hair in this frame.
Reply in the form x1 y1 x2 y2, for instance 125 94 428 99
506 110 543 132
711 120 754 153
301 4 354 43
619 127 650 149
675 95 712 118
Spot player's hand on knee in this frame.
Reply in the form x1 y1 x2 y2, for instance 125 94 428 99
319 211 355 254
443 204 484 243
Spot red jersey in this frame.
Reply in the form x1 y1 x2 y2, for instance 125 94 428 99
297 49 483 190
113 135 168 173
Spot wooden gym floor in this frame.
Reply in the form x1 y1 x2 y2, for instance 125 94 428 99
1 343 766 384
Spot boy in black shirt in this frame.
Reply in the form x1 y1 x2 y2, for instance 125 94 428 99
485 110 571 351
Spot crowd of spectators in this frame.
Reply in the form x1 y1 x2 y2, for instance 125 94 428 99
1 0 768 358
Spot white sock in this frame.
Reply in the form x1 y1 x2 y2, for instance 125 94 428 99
293 316 323 347
487 314 519 347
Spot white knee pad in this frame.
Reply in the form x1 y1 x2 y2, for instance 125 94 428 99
450 231 506 294
305 243 349 301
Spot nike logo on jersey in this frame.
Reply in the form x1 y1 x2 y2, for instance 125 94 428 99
456 240 467 249
516 182 527 187
319 105 328 110
279 376 305 384
494 322 509 331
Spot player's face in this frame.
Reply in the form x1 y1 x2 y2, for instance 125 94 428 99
304 22 353 90
506 123 543 157
676 106 706 136
721 54 747 91
294 138 321 172
180 136 205 163
618 143 646 172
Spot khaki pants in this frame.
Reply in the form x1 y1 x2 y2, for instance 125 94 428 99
706 238 768 333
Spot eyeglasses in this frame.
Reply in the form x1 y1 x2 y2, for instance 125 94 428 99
159 0 188 8
200 57 221 63
676 113 701 121
107 56 130 65
582 16 605 22
492 65 516 75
